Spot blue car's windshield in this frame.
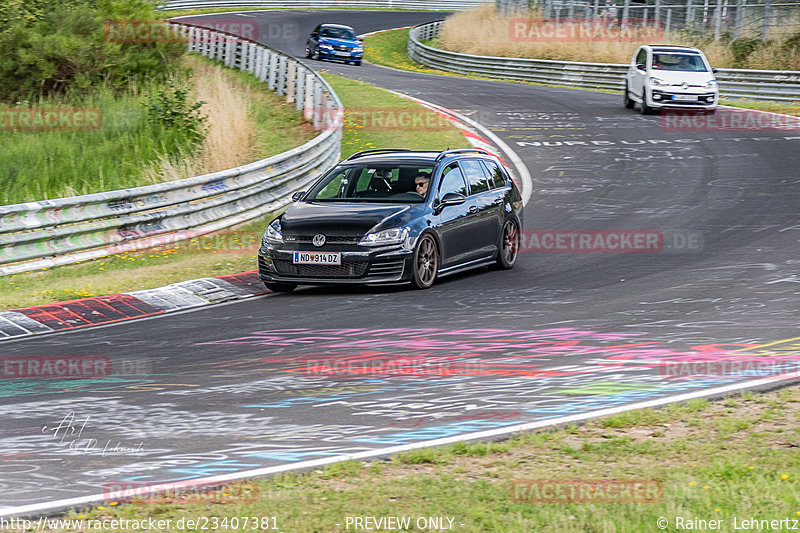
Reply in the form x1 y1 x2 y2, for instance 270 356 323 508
320 27 357 40
305 164 434 203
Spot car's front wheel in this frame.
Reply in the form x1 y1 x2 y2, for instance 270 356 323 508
640 95 653 115
305 45 312 58
411 234 438 289
624 82 634 109
312 47 320 60
265 282 297 293
496 218 520 269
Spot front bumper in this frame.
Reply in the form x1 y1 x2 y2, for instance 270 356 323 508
648 89 718 110
319 48 363 61
258 243 412 286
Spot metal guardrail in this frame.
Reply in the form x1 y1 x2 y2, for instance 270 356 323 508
407 20 800 102
161 0 491 10
0 22 343 276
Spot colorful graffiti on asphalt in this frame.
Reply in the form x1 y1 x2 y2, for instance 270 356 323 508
2 327 799 512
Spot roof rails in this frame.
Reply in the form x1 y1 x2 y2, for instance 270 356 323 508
435 148 488 161
345 149 413 161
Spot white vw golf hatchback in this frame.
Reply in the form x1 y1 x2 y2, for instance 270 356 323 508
624 45 719 114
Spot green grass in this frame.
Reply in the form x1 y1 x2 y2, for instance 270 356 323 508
365 28 800 115
0 77 199 204
41 384 800 532
321 72 470 158
0 74 469 311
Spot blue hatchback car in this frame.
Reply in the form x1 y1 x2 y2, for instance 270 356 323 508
305 24 364 65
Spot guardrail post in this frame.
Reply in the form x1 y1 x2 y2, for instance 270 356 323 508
277 56 287 96
259 48 269 81
287 61 297 104
313 83 323 130
268 52 278 90
714 1 722 39
295 66 305 111
686 0 695 28
304 73 315 122
622 0 630 26
655 0 661 26
203 28 211 58
666 8 672 33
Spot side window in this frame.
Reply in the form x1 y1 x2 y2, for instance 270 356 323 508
460 160 491 195
636 48 647 67
313 25 321 34
438 164 468 198
482 160 507 189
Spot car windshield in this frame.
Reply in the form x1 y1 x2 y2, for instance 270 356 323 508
652 53 708 72
320 27 357 40
305 164 434 203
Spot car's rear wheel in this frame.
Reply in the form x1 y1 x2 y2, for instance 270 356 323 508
624 82 634 109
496 218 520 269
411 234 438 289
265 282 297 293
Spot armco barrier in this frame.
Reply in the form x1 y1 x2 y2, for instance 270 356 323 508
160 0 490 10
0 22 343 276
407 21 800 102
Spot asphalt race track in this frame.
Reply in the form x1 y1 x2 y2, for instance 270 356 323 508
1 9 799 517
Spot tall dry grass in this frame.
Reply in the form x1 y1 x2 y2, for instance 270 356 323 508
144 55 258 183
436 6 800 68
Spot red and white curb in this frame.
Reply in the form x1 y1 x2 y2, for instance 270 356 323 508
0 271 266 341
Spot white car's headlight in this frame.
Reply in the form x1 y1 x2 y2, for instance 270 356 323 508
705 80 718 88
650 77 669 87
263 219 283 245
359 227 408 246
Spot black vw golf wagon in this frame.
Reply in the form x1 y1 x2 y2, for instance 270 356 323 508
258 149 523 291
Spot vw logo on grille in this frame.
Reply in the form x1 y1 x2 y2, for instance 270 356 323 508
312 234 326 247
682 82 689 90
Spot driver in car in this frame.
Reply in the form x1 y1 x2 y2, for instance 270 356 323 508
414 173 430 196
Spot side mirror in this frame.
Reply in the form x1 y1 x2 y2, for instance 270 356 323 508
636 63 646 71
358 37 364 42
291 191 305 202
434 192 466 214
711 67 718 73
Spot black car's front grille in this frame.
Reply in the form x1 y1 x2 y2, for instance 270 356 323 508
273 258 368 278
366 258 405 278
285 235 362 245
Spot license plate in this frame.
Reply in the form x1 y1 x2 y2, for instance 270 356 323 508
336 51 350 56
673 94 697 101
292 252 341 265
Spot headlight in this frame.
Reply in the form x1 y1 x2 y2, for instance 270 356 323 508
353 47 363 52
705 80 718 88
263 219 283 245
650 77 669 87
319 44 333 50
359 227 408 246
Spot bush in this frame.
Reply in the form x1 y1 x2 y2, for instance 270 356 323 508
731 37 763 67
146 83 208 146
0 0 185 103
